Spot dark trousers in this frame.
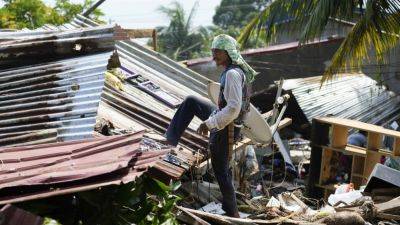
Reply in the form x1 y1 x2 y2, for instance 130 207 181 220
166 95 239 216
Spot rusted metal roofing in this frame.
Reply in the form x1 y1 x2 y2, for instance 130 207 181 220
101 84 208 150
62 15 211 97
282 74 400 126
0 52 113 147
0 204 43 225
61 15 210 151
0 25 116 69
0 131 170 205
0 15 206 197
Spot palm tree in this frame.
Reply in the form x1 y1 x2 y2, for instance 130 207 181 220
157 1 205 60
238 0 400 82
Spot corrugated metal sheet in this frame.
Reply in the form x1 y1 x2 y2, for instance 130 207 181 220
0 131 170 205
62 15 210 150
0 204 43 225
282 74 400 126
0 52 112 146
0 15 206 191
0 25 116 69
101 84 208 150
65 15 211 97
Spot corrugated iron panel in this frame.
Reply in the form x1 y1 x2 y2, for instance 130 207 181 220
0 204 43 225
283 74 400 126
0 131 169 205
63 15 210 150
0 52 112 146
0 25 116 69
64 15 211 97
116 41 209 97
101 84 208 150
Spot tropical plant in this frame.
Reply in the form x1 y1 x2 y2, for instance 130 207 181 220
238 0 400 82
0 0 103 29
18 176 181 225
156 1 206 60
213 0 270 28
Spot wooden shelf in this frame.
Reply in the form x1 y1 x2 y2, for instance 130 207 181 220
367 149 392 157
351 173 364 178
315 117 400 138
311 117 400 200
315 184 336 191
317 144 366 157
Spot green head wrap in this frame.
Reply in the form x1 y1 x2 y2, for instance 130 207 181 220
211 34 258 83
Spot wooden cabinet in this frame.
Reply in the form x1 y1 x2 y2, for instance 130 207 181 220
308 117 400 199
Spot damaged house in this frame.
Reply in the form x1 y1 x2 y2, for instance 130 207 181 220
0 3 400 224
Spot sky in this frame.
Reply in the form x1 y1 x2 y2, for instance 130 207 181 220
41 0 221 29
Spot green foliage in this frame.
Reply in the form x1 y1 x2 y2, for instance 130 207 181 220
238 0 400 82
0 0 103 29
53 0 104 24
156 1 206 60
155 0 268 60
213 0 270 28
19 176 181 225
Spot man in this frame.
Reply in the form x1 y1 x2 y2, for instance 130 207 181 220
348 130 367 147
164 34 257 217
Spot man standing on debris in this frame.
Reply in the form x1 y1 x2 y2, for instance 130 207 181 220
164 34 257 217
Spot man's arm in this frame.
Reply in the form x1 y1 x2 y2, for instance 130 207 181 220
205 69 243 130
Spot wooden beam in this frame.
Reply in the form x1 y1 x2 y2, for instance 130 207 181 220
124 29 155 38
123 29 157 50
176 206 211 225
178 206 323 225
376 196 400 213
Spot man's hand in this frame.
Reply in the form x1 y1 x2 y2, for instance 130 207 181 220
197 122 209 136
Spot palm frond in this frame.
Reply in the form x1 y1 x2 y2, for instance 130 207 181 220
239 0 400 83
185 1 199 33
322 0 400 82
238 0 310 47
299 0 359 43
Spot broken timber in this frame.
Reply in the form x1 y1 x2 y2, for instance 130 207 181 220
178 206 323 225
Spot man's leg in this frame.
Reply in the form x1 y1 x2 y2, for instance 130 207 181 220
166 95 216 146
209 128 239 217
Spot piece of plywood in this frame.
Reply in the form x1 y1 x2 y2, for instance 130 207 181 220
367 132 382 151
316 117 400 138
320 148 334 185
352 155 365 176
364 150 383 179
320 145 366 157
393 137 400 157
331 125 348 148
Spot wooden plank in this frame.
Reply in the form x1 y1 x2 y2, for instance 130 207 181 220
176 206 211 225
351 155 365 175
315 117 400 138
331 125 348 148
125 29 155 38
393 137 400 157
179 206 324 225
319 148 334 185
363 150 383 179
318 145 366 157
376 196 400 213
367 132 382 151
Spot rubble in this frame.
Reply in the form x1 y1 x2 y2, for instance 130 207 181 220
0 6 399 225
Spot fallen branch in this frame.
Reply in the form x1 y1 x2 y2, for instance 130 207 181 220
176 206 211 225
